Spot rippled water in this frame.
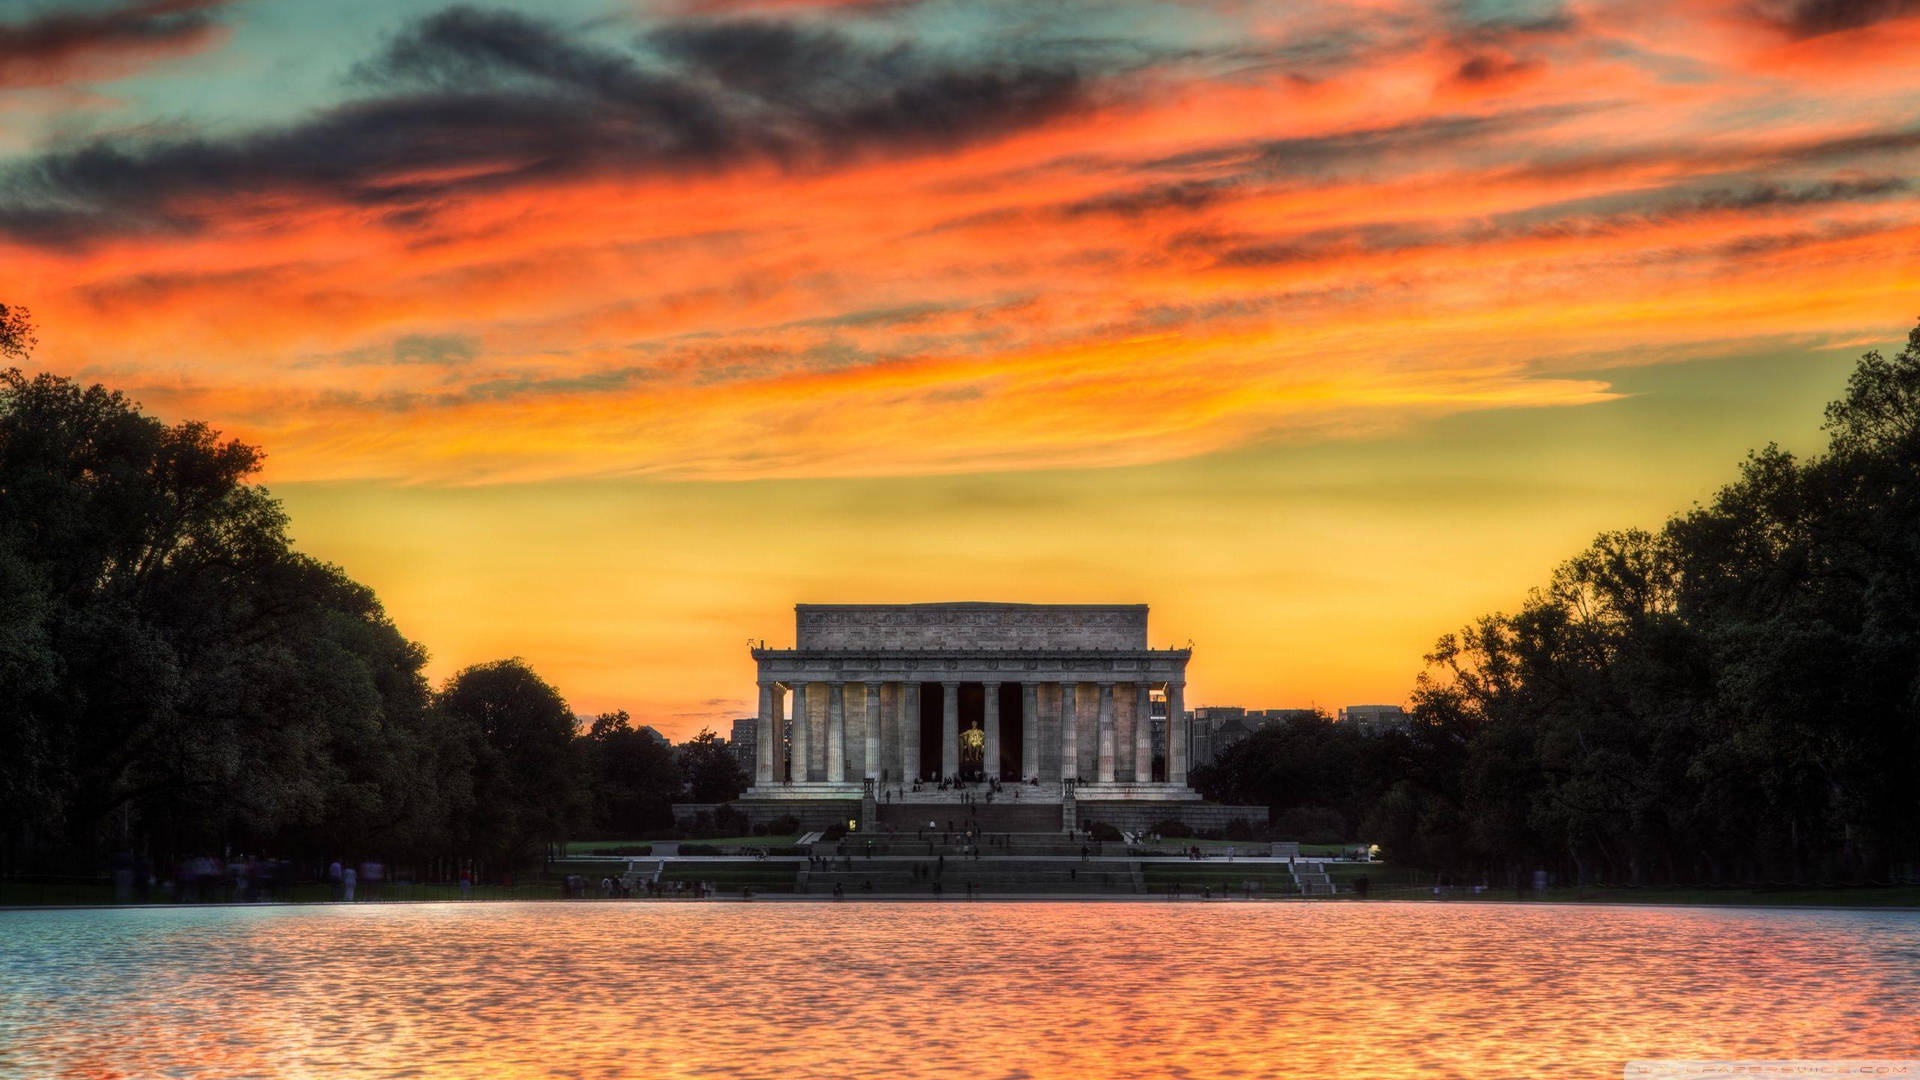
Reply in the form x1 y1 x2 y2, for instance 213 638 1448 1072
2 901 1917 1079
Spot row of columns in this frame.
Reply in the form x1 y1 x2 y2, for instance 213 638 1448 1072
755 678 1187 786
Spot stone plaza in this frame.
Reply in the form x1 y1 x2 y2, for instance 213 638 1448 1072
739 602 1243 833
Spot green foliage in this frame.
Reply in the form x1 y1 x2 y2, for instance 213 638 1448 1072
0 365 452 869
1271 807 1342 843
582 710 679 836
438 658 589 865
1185 321 1920 885
1189 710 1368 835
0 354 633 875
678 727 747 803
0 305 32 361
1152 818 1194 839
713 803 749 834
1374 320 1920 884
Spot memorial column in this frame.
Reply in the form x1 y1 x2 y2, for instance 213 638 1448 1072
902 683 921 782
864 683 882 780
1134 682 1154 782
1167 680 1188 785
826 681 847 782
1058 680 1079 781
1021 682 1040 781
770 683 787 782
755 681 776 786
941 681 960 782
1096 681 1116 783
790 681 810 782
983 682 1001 781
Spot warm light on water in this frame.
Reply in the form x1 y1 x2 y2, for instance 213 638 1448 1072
2 902 1916 1079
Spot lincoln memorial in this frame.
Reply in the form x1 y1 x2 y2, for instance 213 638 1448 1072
741 603 1207 828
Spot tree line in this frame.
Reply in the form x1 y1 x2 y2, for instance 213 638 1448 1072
0 306 743 877
1194 320 1920 885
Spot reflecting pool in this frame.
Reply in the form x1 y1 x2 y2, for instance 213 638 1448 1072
2 902 1916 1078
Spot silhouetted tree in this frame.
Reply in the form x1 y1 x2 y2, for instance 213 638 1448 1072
438 658 589 866
0 304 32 361
1380 319 1920 884
679 728 748 803
0 363 448 872
583 709 680 835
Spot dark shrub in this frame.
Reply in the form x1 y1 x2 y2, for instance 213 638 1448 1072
772 815 801 835
1152 818 1194 839
1085 821 1122 842
751 822 769 836
821 823 848 841
1273 806 1346 844
714 804 749 835
1224 817 1258 841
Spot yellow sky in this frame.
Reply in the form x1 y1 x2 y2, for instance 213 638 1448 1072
268 342 1865 735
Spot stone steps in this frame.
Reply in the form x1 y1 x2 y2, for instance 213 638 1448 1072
618 860 663 890
876 801 1062 833
1290 861 1335 895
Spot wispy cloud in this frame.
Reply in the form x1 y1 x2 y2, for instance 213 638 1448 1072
0 0 234 89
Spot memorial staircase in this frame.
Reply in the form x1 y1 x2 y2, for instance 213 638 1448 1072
1291 861 1334 895
619 860 663 891
875 800 1062 834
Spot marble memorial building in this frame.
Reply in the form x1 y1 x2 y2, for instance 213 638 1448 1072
745 603 1198 809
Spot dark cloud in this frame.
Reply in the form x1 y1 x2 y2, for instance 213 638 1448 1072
647 19 1084 153
1059 179 1228 218
1451 53 1540 84
1754 0 1920 37
0 5 1096 246
1142 105 1598 180
392 333 479 366
0 0 231 88
1205 175 1913 267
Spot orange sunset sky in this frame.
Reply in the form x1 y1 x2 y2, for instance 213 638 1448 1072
3 0 1918 738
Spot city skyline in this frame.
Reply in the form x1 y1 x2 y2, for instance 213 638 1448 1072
5 0 1919 736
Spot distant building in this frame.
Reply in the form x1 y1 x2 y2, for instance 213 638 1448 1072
636 725 670 747
1187 706 1320 766
730 716 757 772
1338 704 1409 735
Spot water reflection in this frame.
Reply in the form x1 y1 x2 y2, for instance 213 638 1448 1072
1 903 1916 1079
